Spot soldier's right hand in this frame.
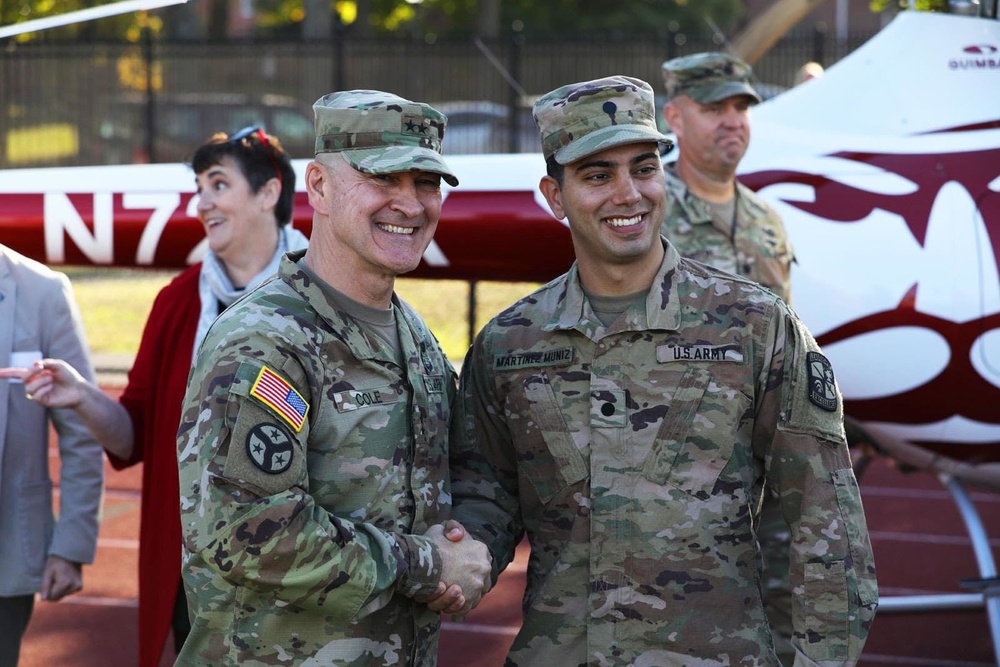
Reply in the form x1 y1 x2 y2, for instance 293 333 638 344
424 521 492 618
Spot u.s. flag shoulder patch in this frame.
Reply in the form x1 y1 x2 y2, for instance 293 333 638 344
250 366 309 432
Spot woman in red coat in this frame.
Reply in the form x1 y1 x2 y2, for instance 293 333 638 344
11 127 308 666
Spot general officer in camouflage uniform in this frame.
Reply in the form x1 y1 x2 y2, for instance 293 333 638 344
449 75 878 666
661 52 798 664
175 90 491 666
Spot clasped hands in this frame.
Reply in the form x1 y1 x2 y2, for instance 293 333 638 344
418 519 492 619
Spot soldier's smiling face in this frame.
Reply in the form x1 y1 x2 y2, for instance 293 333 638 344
312 153 443 280
540 141 666 294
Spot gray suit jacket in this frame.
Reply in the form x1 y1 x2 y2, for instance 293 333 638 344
0 246 104 597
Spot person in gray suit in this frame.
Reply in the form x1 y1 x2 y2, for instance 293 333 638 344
0 244 104 665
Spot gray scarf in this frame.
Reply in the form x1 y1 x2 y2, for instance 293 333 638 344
193 225 309 363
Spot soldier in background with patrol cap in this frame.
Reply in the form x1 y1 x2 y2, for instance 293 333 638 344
448 75 877 665
175 90 491 666
661 50 798 664
660 51 794 303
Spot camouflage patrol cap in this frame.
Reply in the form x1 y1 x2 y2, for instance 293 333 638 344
532 75 673 165
661 52 762 104
313 90 458 186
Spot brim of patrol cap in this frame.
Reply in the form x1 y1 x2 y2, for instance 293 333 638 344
686 81 761 105
553 124 673 166
340 145 459 187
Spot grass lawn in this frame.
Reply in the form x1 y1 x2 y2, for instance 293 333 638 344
66 267 541 364
65 267 180 357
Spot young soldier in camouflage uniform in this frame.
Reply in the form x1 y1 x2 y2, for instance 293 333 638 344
449 75 877 665
175 90 491 666
660 51 798 664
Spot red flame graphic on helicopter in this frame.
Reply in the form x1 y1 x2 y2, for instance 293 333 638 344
742 145 1000 461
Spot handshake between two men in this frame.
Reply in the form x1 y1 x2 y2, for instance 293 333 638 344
415 520 494 619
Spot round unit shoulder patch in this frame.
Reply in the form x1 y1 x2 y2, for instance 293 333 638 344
245 422 295 474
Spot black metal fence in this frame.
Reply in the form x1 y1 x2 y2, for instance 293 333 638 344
0 27 874 169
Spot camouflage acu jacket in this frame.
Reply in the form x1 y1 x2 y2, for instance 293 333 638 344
663 163 794 304
176 251 456 666
451 241 877 666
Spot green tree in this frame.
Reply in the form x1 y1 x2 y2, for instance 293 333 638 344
3 0 744 42
869 0 949 11
360 0 745 40
0 0 149 41
498 0 744 39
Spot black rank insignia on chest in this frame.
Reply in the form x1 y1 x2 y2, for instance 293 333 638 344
246 422 294 474
806 351 838 412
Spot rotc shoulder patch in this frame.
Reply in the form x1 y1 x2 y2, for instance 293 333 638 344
250 366 309 432
806 351 838 412
245 422 294 474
